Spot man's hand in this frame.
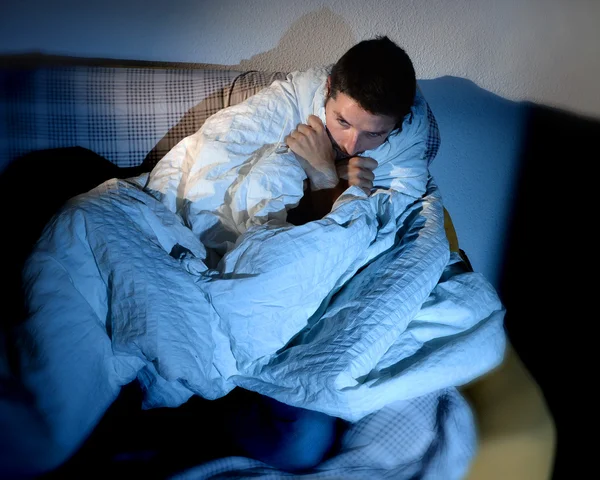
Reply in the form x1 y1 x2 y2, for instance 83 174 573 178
336 156 378 195
285 115 338 191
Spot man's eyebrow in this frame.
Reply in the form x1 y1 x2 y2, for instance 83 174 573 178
368 128 391 136
335 112 389 136
334 111 348 124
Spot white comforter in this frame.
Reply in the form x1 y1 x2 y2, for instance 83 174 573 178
13 67 506 476
18 174 505 414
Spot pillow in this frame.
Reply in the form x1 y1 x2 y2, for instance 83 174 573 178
0 64 241 170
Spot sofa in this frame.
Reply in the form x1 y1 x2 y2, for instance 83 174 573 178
0 54 555 479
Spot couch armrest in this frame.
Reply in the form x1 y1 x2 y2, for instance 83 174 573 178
461 344 556 479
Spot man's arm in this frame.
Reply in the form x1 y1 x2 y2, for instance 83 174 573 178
285 115 339 192
285 115 379 221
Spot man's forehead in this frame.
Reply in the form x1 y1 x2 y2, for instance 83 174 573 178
327 93 396 132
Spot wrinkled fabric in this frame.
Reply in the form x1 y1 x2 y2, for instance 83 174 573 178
19 176 504 424
11 67 506 477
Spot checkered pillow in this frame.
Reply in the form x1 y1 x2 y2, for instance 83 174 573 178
0 66 242 168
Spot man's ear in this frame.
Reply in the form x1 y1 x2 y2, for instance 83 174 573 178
326 76 331 97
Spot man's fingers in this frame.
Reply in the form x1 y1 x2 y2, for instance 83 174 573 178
356 176 373 188
349 156 378 171
286 127 308 142
336 164 349 180
352 177 373 195
356 167 375 182
307 115 325 132
338 161 374 183
285 125 312 145
285 133 302 152
296 123 313 136
336 164 372 194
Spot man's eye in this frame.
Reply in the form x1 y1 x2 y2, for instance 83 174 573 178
338 118 349 126
368 132 383 138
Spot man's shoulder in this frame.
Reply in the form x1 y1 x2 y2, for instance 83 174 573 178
282 67 330 120
365 88 436 166
286 66 330 93
287 65 331 81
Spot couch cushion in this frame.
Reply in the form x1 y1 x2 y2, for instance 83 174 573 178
0 66 241 169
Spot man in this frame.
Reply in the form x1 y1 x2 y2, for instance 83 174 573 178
241 36 555 478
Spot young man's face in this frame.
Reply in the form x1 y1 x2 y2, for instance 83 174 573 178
324 81 397 158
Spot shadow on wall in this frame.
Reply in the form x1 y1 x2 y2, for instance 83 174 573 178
499 102 599 480
229 7 357 72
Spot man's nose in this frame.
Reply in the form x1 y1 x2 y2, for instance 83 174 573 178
343 131 359 156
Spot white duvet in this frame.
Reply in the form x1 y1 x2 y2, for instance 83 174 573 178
13 67 506 475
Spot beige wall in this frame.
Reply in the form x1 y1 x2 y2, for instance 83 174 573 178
2 0 598 118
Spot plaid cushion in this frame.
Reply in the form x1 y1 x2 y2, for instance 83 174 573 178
424 102 441 165
0 65 441 170
0 66 241 168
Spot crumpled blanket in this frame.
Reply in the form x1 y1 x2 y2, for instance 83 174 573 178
19 174 504 424
12 66 506 478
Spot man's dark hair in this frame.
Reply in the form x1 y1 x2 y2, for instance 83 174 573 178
329 36 416 127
